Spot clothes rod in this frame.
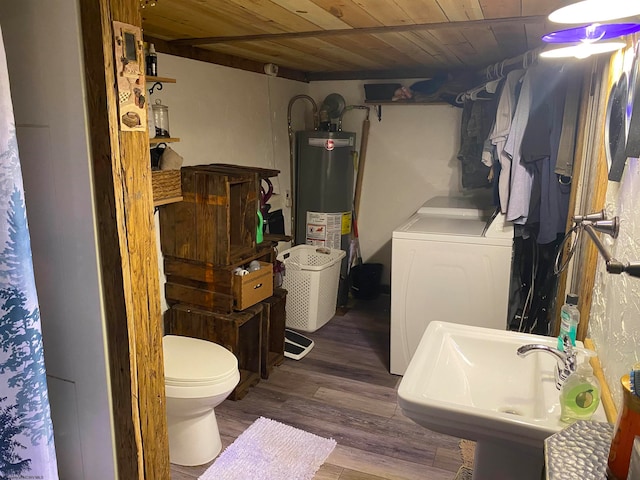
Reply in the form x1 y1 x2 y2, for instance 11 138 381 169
478 47 544 81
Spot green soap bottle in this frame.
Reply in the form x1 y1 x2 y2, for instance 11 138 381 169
256 210 264 244
559 360 601 423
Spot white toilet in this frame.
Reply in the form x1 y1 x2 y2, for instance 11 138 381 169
163 335 240 466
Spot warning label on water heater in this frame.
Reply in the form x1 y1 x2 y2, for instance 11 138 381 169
306 212 350 249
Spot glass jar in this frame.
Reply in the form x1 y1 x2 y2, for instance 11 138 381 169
151 98 170 138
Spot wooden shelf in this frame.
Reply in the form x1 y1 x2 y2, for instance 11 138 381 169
149 137 180 144
146 76 176 95
154 196 183 207
263 233 291 243
146 75 176 83
148 77 179 206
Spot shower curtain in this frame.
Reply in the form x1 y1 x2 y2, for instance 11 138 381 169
0 28 58 478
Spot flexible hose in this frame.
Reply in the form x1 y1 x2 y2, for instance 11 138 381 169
554 225 580 275
287 95 318 244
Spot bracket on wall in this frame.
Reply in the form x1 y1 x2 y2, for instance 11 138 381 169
148 81 164 95
574 212 640 278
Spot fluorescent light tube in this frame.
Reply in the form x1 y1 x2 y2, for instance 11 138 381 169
540 42 626 59
549 0 640 24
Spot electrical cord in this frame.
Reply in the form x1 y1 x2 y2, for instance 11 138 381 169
517 233 538 333
518 224 583 333
519 225 580 335
518 239 532 332
524 238 539 333
519 229 574 334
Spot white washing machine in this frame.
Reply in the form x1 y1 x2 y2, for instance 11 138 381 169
416 195 495 217
390 198 514 375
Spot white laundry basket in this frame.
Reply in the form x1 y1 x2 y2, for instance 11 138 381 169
277 245 346 332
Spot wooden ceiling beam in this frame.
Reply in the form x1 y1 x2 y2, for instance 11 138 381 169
145 35 309 82
171 15 547 46
306 67 459 82
146 33 462 82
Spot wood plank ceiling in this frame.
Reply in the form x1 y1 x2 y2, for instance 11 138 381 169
141 0 564 81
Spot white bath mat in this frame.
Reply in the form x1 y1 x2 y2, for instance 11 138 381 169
198 417 336 480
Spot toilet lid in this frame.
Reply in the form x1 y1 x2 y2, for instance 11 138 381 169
163 335 238 385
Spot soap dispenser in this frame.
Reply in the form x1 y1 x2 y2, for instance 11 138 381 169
559 358 601 423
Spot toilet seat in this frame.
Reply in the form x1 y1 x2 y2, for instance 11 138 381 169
163 335 238 388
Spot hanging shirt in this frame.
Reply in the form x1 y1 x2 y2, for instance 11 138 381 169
490 69 525 213
554 66 583 177
504 63 562 224
521 72 570 244
457 95 499 189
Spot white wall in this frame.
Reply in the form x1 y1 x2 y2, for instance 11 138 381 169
590 44 640 408
153 53 311 213
154 69 467 289
153 53 310 311
153 62 466 287
309 80 464 284
0 1 115 478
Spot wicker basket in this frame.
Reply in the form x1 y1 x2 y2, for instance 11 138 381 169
151 170 182 205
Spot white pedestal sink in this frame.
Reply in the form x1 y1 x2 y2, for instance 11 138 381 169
397 321 607 480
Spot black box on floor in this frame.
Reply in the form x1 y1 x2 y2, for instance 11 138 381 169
350 263 383 300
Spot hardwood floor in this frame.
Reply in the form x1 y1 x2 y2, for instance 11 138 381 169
170 295 463 480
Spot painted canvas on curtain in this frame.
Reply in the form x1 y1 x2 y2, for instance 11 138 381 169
0 28 58 479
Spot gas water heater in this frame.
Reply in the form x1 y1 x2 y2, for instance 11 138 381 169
295 130 356 306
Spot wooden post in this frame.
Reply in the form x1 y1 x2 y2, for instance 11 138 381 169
354 116 370 219
78 0 170 478
574 56 615 343
554 59 610 343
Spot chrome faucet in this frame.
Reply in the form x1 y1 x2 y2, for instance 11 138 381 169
516 336 577 390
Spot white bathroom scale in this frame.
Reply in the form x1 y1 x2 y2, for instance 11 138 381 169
284 329 314 360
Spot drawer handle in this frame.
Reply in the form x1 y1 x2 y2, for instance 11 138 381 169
253 283 263 290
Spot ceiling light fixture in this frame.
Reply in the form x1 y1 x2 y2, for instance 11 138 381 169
549 0 640 24
140 0 157 8
540 42 626 59
542 23 640 43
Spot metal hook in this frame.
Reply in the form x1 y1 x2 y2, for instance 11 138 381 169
148 81 163 95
